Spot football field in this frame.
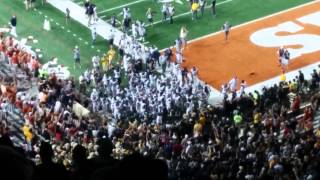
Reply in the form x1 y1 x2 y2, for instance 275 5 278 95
0 0 314 83
75 0 312 49
183 0 320 91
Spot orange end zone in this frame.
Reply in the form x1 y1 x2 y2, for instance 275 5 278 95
182 0 320 90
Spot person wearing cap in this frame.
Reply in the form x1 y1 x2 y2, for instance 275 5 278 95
73 46 81 69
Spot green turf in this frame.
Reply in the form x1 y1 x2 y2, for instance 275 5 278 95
79 0 313 49
0 0 108 78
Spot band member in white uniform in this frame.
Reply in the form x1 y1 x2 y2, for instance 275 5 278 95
180 25 188 50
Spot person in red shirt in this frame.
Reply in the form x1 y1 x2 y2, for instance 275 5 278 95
15 97 23 110
11 51 19 65
291 94 301 116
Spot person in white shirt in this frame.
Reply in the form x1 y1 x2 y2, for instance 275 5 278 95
222 21 231 42
122 7 130 21
54 100 62 114
239 80 247 97
199 0 206 16
92 56 100 69
168 4 175 24
146 8 154 26
93 5 98 22
180 25 188 50
90 88 99 112
191 66 198 83
175 38 182 53
159 54 167 73
161 3 168 22
131 23 137 40
176 51 183 64
90 25 97 44
138 22 146 41
221 83 228 99
228 76 238 92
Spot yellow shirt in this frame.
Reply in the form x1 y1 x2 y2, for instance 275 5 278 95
193 122 203 134
316 128 320 138
289 82 298 92
280 74 286 82
22 125 33 142
253 112 261 124
199 116 206 126
107 49 116 62
191 3 199 11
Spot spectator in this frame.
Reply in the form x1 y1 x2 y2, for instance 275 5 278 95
32 141 69 180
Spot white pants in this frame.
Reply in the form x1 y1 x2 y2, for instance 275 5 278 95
10 26 17 37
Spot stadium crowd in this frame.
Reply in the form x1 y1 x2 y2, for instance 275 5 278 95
1 5 320 180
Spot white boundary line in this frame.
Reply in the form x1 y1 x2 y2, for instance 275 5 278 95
188 0 320 44
146 0 233 27
98 0 146 14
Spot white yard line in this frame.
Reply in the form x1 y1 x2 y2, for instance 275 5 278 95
146 0 233 27
98 0 146 14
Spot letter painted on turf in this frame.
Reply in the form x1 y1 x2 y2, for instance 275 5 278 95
250 11 320 59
